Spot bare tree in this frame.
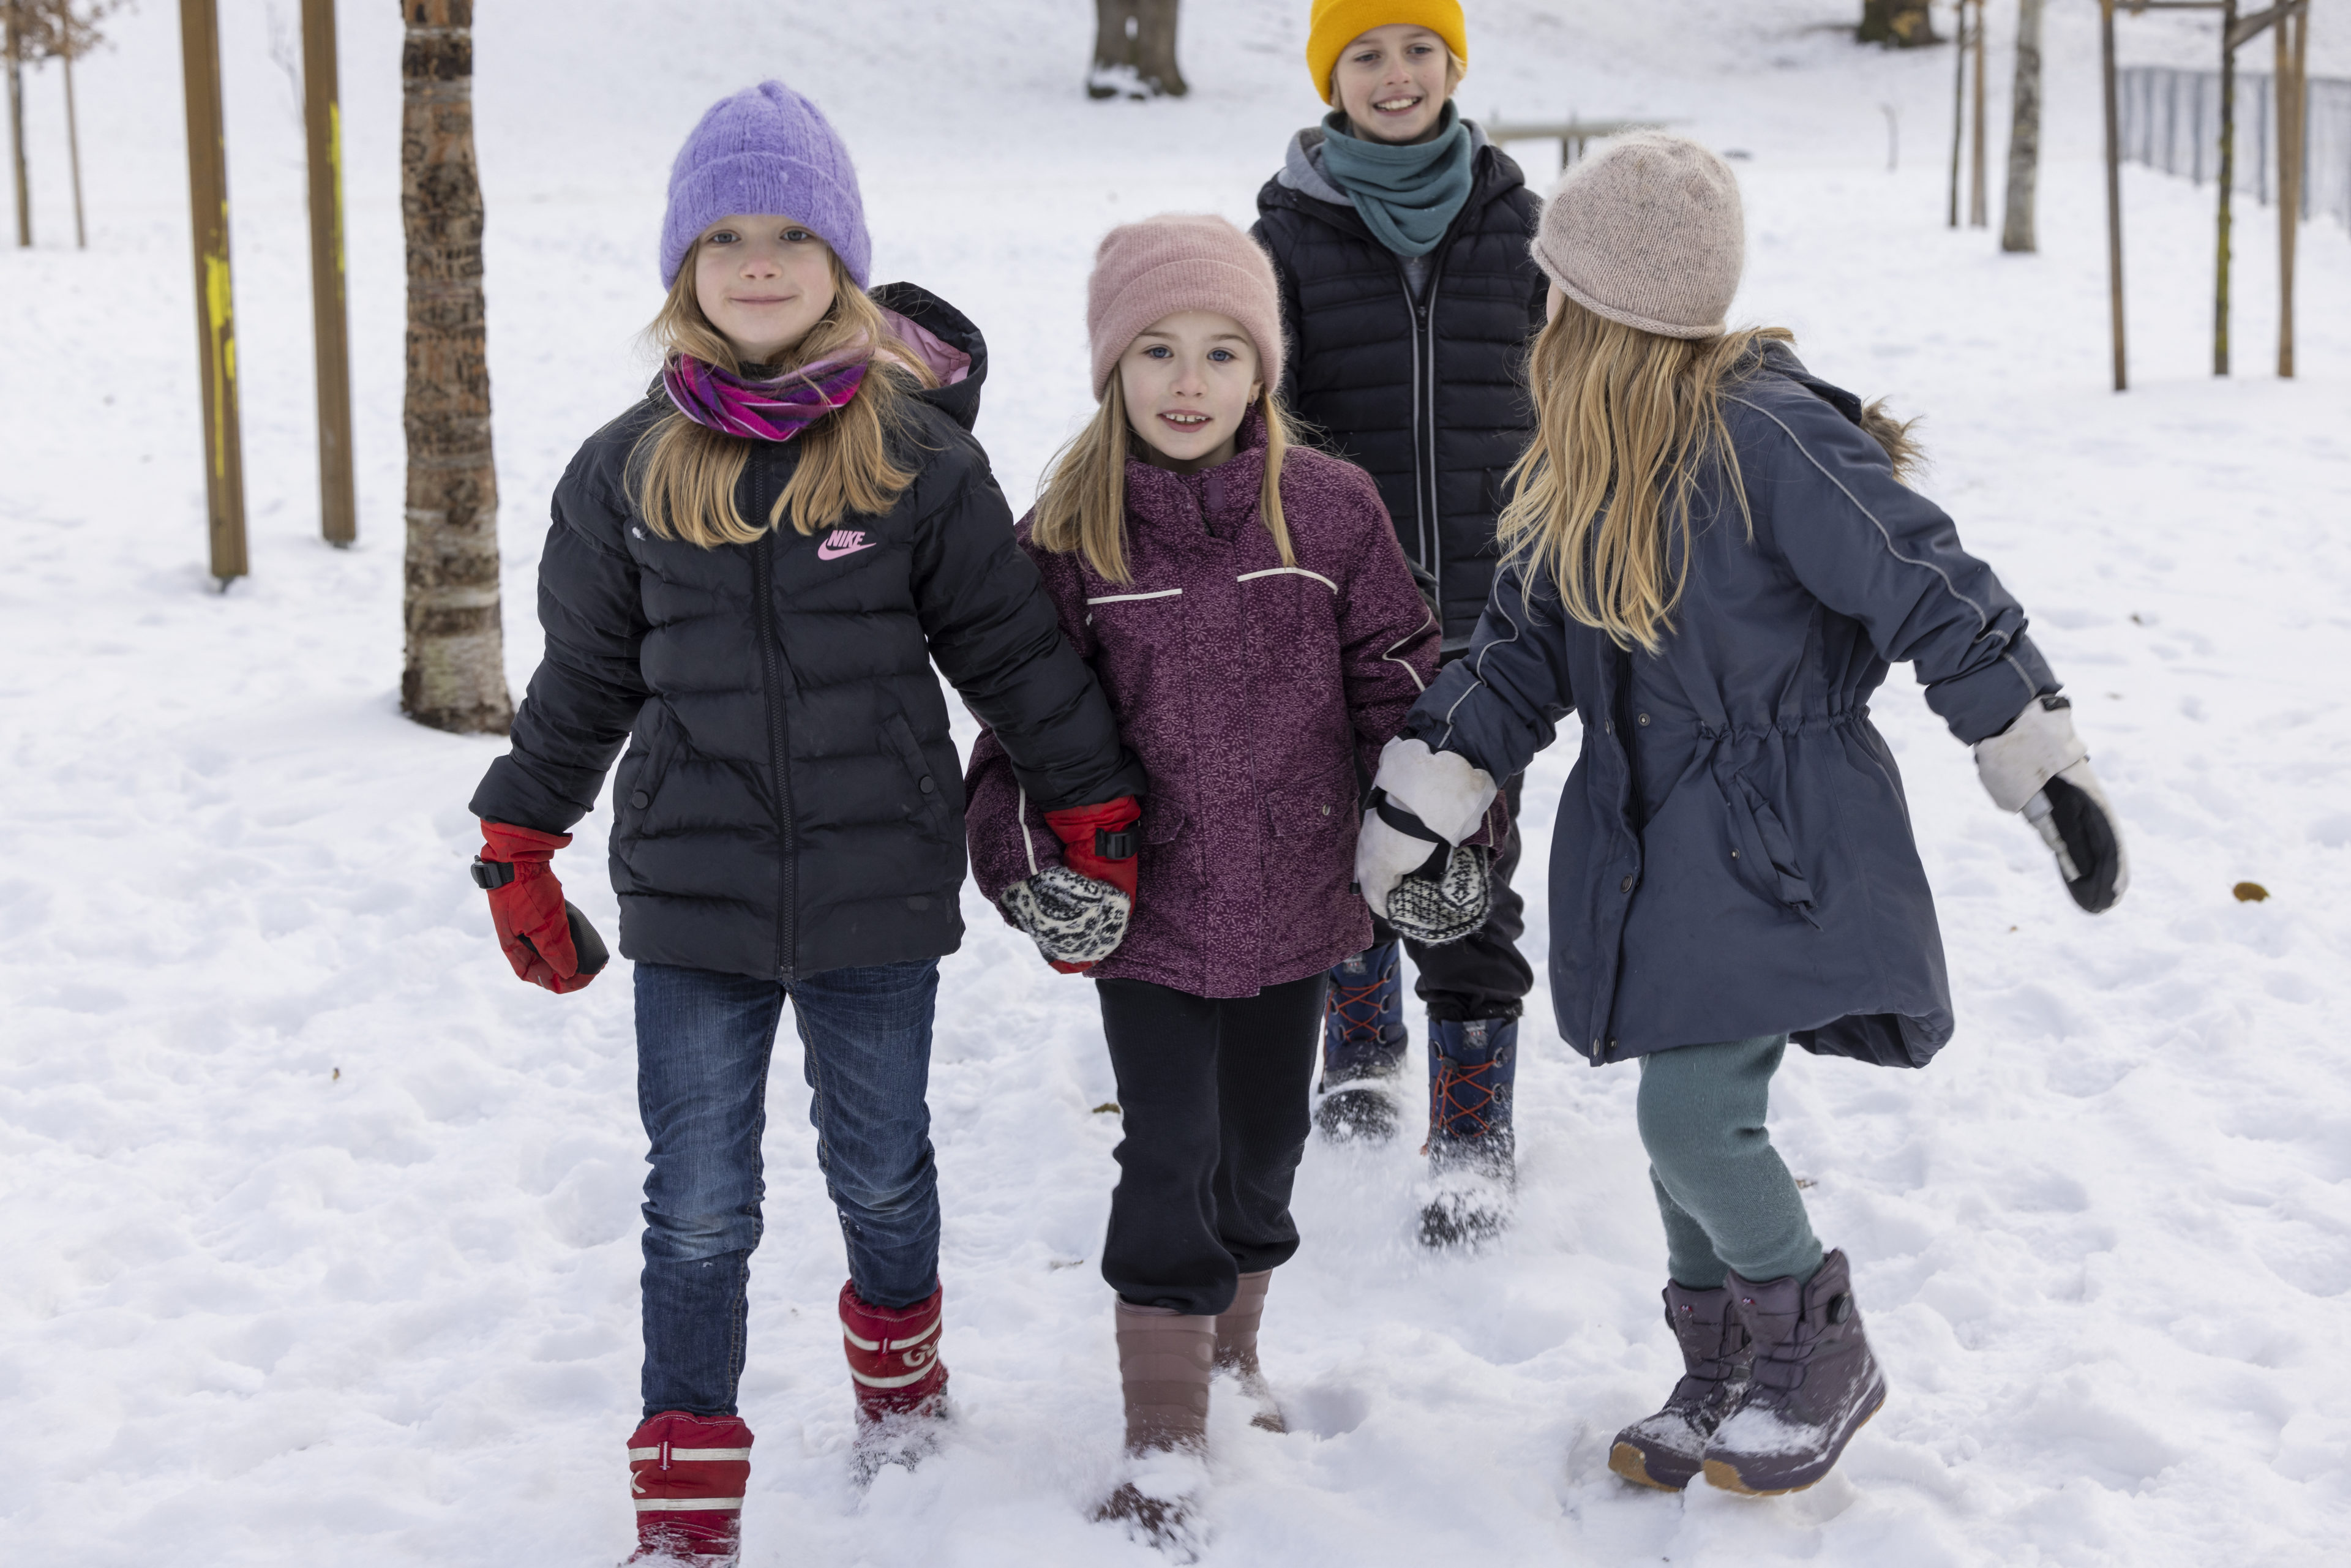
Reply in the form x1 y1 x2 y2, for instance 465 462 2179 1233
1858 1 1938 47
400 0 511 735
1090 0 1185 99
2000 0 2044 252
6 1 28 246
20 2 124 249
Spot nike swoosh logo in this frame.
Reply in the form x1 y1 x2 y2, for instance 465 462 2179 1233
817 534 877 561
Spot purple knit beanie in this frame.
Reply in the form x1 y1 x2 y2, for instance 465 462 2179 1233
660 81 871 290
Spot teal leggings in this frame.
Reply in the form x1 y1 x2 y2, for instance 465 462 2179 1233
1636 1034 1824 1290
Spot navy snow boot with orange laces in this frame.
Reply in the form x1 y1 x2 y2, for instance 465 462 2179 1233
1420 1016 1517 1247
1316 941 1408 1140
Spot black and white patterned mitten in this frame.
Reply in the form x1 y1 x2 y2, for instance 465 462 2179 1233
1386 843 1492 946
1000 863 1133 968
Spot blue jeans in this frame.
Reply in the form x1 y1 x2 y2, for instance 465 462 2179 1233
634 958 942 1417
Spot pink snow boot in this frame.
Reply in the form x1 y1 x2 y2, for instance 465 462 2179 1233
840 1280 950 1472
625 1411 752 1566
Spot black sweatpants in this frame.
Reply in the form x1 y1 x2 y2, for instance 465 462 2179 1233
1096 972 1327 1316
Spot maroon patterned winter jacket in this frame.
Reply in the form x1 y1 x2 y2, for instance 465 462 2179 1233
965 416 1501 998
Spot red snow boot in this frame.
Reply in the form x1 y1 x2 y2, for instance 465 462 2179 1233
840 1280 950 1472
625 1411 752 1566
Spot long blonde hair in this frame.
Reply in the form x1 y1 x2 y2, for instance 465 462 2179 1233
1032 381 1301 587
1499 297 1920 653
629 245 936 548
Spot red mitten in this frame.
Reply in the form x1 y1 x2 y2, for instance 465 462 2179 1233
475 820 598 993
1038 796 1142 974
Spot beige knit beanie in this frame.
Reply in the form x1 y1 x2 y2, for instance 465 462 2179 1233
1086 214 1285 399
1531 131 1745 340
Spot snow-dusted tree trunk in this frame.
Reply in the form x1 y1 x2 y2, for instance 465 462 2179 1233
400 0 511 734
1858 0 1938 47
2001 0 2044 253
1089 0 1186 99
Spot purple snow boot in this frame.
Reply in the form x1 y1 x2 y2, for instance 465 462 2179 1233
1316 941 1409 1141
1702 1249 1887 1495
1608 1281 1753 1491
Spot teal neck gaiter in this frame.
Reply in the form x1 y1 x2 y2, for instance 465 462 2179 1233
1318 102 1475 259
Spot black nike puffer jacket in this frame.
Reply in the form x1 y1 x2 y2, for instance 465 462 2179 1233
1252 136 1546 649
470 285 1144 982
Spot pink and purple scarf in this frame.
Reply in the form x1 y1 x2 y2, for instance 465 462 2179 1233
662 353 868 442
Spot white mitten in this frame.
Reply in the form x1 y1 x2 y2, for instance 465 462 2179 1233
1000 863 1131 967
1973 696 2128 913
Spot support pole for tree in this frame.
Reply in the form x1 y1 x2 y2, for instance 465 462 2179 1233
62 43 83 248
2214 0 2237 375
1949 0 1971 227
2274 1 2304 378
2101 0 2128 391
302 0 356 546
178 0 248 583
1970 0 1989 225
6 1 28 247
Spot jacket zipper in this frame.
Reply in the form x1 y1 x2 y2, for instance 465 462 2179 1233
750 482 798 982
1395 241 1458 599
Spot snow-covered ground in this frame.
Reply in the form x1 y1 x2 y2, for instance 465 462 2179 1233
4 2 2350 1564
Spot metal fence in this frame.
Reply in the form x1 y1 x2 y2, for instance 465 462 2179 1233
2118 66 2351 229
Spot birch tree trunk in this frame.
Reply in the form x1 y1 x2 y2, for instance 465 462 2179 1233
2000 0 2044 253
400 0 510 734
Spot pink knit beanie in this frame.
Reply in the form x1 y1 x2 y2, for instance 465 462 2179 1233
1086 215 1284 399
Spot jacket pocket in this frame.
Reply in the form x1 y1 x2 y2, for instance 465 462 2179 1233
1264 770 1359 841
1723 770 1818 923
882 713 951 832
1140 798 1199 887
615 704 681 842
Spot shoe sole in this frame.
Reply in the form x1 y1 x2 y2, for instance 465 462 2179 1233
1608 1441 1695 1491
1700 1386 1885 1497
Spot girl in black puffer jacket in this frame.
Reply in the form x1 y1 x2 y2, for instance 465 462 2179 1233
465 81 1140 1567
1251 0 1544 1244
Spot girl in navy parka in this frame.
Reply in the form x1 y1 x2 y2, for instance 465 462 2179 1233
1352 135 2128 1496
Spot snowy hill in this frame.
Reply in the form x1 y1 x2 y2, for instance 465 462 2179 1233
2 2 2349 1564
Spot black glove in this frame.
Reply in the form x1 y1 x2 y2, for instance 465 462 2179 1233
1974 695 2128 914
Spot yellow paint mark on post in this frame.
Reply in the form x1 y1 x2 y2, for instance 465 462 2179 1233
204 246 236 476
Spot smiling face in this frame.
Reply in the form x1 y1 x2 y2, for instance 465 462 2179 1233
1332 24 1457 146
1117 311 1264 475
692 215 838 365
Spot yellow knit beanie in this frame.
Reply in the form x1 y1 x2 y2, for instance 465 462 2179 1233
1305 0 1468 106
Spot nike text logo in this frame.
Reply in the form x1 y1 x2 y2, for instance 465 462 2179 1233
817 529 876 561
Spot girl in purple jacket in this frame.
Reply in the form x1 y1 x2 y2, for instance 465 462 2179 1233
964 214 1492 1544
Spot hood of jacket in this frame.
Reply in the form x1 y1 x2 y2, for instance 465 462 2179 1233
871 280 988 432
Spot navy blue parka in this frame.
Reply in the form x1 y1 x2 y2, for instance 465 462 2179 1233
1406 345 2057 1070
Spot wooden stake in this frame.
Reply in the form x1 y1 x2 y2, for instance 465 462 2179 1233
1949 0 1969 227
2102 0 2127 391
2214 0 2237 376
2275 2 2304 378
6 1 28 248
1970 0 1988 225
302 0 356 546
178 0 247 582
62 42 83 249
